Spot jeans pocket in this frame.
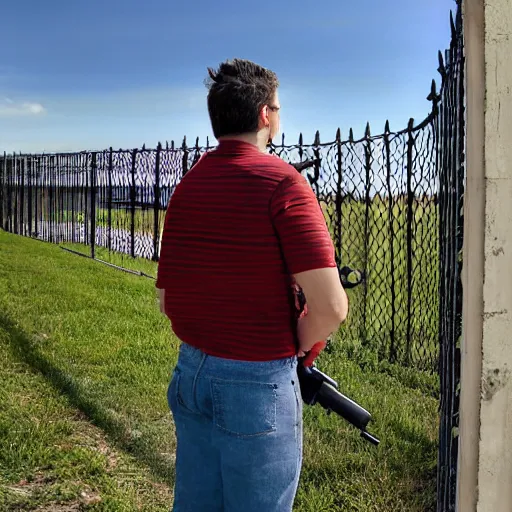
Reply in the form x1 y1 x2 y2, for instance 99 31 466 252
168 367 200 415
211 379 278 438
292 378 303 426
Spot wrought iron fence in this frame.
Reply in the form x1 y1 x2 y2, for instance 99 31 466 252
436 2 465 511
0 117 441 373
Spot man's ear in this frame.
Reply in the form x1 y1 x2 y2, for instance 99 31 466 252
260 105 270 128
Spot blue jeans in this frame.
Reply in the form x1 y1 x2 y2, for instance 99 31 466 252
167 342 303 512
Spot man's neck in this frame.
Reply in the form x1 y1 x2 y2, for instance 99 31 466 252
217 132 269 153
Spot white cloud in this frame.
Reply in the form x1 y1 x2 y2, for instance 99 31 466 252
0 99 46 117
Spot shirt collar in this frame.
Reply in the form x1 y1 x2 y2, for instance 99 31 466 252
214 139 262 156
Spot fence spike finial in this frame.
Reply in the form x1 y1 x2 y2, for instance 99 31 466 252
298 132 303 146
349 128 354 142
365 122 371 137
450 10 456 39
166 141 169 150
438 50 446 78
408 118 415 130
335 128 341 142
195 136 200 149
281 133 285 147
427 79 440 104
314 130 320 146
142 143 146 151
384 120 390 133
431 79 437 96
182 136 187 149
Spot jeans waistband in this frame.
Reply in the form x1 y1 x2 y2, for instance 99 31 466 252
176 342 298 381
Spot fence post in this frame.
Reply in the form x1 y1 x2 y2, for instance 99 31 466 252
27 156 33 237
57 154 63 242
20 154 26 236
311 131 321 199
20 153 25 236
12 156 17 235
384 120 397 363
34 156 39 239
65 154 71 243
361 122 372 346
405 118 415 366
130 148 137 258
153 142 162 262
89 152 97 259
7 156 13 233
48 155 54 242
107 148 113 253
70 155 76 243
181 137 189 179
335 128 343 266
0 152 5 230
436 33 454 512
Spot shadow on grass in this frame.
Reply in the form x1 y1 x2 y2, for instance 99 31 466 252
0 312 176 487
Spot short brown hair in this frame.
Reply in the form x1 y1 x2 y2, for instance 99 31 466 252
205 59 279 138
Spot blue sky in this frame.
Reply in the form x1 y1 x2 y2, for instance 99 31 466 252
1 0 454 153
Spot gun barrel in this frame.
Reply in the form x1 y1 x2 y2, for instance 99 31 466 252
316 381 372 430
361 430 380 446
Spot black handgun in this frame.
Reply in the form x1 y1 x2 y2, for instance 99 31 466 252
295 265 380 446
297 363 380 446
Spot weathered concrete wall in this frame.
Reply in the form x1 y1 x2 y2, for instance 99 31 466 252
459 1 512 511
458 1 485 509
477 1 512 509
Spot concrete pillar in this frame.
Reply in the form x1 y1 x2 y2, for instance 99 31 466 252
458 1 512 511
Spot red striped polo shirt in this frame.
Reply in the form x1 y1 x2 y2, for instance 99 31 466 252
156 139 336 361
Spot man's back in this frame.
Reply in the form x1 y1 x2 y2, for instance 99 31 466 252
158 59 347 512
156 139 335 361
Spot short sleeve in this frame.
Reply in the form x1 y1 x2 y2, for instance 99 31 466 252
270 175 336 275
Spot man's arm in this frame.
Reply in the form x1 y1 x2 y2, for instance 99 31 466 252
270 174 348 353
293 267 347 352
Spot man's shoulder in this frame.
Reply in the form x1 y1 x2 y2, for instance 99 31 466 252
250 152 300 181
193 148 299 181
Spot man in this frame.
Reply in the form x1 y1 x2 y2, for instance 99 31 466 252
156 58 348 512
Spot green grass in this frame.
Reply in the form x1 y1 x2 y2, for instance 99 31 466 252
0 296 175 508
0 230 439 511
